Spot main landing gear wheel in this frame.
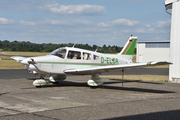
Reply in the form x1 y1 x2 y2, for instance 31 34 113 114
87 74 104 87
33 79 50 87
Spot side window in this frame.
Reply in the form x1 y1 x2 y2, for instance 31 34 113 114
93 55 99 60
83 52 91 60
67 50 81 59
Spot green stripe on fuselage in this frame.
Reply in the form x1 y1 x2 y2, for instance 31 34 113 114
37 62 108 66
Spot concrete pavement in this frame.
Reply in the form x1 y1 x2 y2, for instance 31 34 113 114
0 75 180 120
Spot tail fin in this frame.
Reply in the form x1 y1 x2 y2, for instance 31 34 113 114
119 37 137 55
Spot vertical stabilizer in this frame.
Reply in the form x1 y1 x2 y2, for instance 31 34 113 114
119 37 137 55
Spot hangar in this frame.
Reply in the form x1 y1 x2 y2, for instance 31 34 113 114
165 0 180 82
136 41 170 62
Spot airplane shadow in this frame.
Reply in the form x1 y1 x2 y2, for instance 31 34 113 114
108 79 164 84
26 78 37 80
104 109 180 120
32 80 175 94
102 80 174 94
0 92 10 96
101 85 174 94
46 81 88 88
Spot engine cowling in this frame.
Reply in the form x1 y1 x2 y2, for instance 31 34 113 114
49 75 66 83
27 64 38 74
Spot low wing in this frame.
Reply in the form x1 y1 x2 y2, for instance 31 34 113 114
64 61 171 75
11 56 27 62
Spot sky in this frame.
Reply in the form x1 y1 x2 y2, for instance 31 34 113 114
0 0 171 47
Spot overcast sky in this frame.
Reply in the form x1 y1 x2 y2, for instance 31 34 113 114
0 0 171 46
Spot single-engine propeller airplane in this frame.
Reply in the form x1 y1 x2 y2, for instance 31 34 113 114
11 36 171 87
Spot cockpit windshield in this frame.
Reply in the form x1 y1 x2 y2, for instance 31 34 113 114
49 48 66 58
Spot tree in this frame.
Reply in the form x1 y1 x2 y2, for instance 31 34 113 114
0 40 122 53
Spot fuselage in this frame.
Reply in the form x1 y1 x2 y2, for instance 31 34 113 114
21 47 133 76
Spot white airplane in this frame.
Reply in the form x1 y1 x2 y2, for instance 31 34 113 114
11 36 171 87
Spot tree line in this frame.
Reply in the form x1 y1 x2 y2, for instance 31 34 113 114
0 40 123 53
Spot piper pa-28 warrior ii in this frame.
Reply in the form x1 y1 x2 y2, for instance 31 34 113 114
11 36 171 87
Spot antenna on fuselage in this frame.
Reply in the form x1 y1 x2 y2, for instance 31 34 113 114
95 47 99 52
72 43 76 48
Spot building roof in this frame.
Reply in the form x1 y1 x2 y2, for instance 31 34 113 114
137 41 170 43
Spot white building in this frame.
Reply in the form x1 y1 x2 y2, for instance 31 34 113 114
165 0 180 82
136 41 170 62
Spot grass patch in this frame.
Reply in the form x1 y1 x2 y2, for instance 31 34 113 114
2 51 47 56
0 59 25 69
0 51 47 69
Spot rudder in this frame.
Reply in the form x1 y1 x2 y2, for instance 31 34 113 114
119 37 137 55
